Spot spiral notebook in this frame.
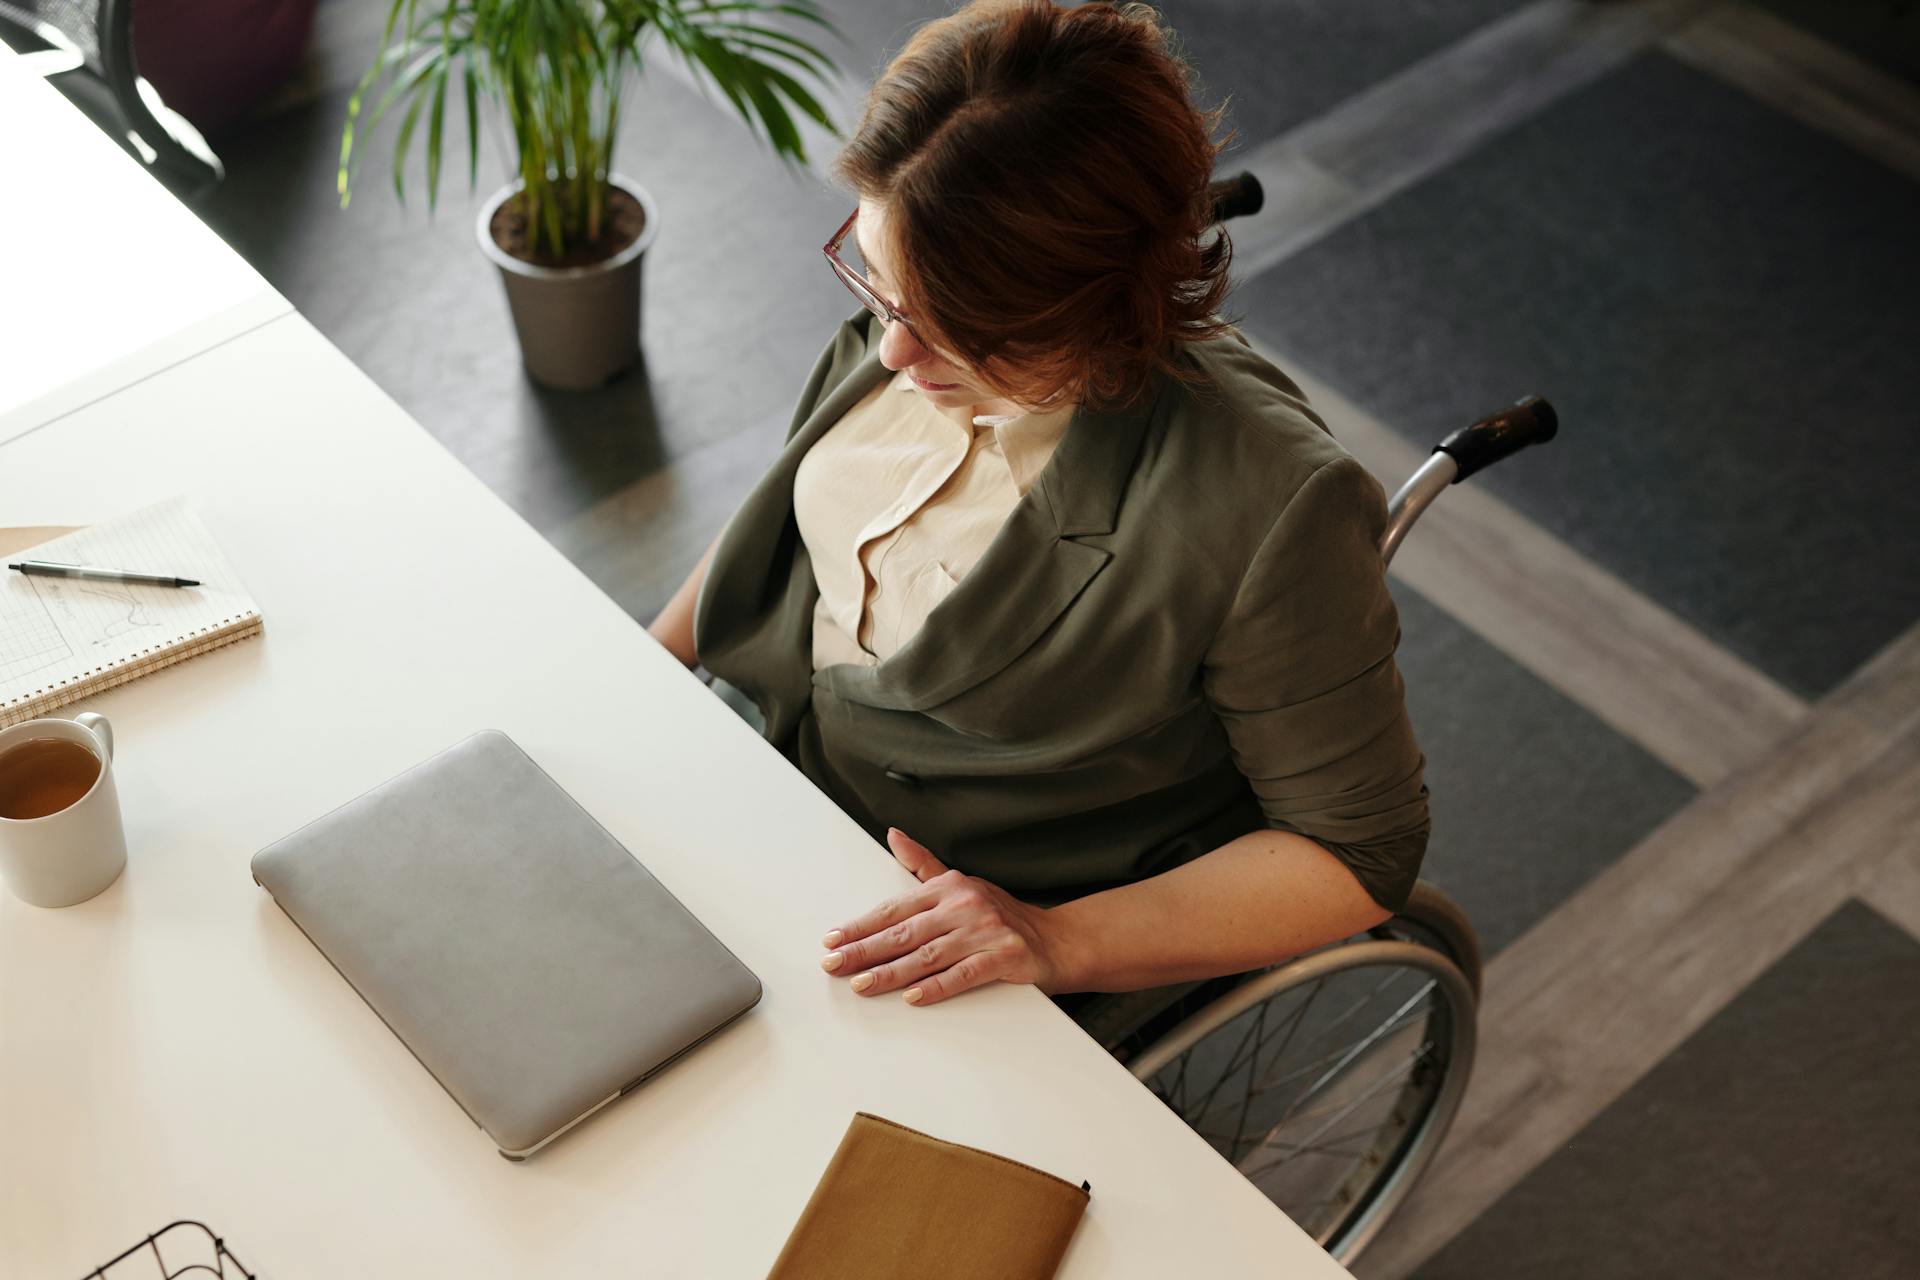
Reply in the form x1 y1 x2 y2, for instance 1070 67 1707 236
1 496 263 727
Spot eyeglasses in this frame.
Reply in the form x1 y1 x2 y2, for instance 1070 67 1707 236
824 209 919 337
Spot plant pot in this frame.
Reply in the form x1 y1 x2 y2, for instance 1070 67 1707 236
476 174 660 391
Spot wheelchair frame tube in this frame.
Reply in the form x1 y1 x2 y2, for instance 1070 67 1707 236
1380 451 1459 567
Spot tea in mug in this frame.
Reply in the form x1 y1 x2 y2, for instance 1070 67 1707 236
0 737 103 820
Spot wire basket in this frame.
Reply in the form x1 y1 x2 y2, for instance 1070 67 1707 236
82 1221 256 1279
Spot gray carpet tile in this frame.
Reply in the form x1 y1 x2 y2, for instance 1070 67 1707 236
549 417 798 626
1154 0 1532 144
814 0 948 81
1387 583 1697 957
1751 0 1920 84
1415 898 1920 1279
817 1 1527 153
1233 50 1920 699
193 63 855 537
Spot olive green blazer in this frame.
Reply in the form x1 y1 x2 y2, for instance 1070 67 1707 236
695 310 1429 911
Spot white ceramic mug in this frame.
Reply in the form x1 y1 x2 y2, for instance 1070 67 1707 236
0 713 127 908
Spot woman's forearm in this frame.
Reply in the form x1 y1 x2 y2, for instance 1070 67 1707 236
647 530 725 668
1043 829 1392 994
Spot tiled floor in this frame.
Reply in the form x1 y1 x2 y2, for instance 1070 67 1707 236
1389 584 1696 957
1157 0 1532 140
1417 900 1920 1279
116 0 1920 1274
830 0 1534 145
1235 49 1920 699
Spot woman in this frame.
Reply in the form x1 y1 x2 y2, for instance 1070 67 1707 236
647 0 1429 1010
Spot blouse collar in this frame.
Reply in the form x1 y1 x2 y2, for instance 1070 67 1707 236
890 369 1078 498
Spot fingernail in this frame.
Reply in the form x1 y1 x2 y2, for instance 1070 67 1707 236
850 973 875 993
820 952 844 973
904 987 923 1005
822 930 844 948
886 826 900 839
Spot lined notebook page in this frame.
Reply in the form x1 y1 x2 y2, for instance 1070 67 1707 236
1 496 262 725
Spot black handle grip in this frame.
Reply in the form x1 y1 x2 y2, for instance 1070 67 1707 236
1208 172 1264 223
1434 395 1558 483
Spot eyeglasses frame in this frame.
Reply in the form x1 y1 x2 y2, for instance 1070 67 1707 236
823 209 920 337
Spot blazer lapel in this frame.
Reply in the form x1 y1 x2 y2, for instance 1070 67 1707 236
698 312 892 658
780 313 899 462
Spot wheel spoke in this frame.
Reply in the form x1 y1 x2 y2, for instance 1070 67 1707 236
1234 1120 1408 1163
1281 1041 1433 1130
1246 971 1333 1096
1254 1144 1377 1165
1307 1119 1408 1154
1182 1011 1262 1129
1187 978 1321 1131
1181 969 1435 1138
1278 1193 1346 1213
1227 1000 1270 1161
1251 969 1407 1092
1237 1043 1429 1183
1170 1044 1191 1113
1279 980 1435 1126
1182 978 1325 1131
1245 991 1434 1103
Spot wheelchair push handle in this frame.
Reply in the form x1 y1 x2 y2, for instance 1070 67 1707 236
1433 395 1558 483
1381 396 1559 565
1208 172 1265 222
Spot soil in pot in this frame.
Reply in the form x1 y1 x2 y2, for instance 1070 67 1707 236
489 186 648 269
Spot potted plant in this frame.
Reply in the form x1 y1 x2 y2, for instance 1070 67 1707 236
338 0 844 390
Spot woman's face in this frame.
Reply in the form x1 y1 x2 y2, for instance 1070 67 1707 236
855 197 1016 413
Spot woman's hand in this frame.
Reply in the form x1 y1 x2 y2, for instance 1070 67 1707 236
820 828 1074 1006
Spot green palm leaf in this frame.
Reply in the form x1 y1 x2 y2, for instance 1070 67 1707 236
339 0 845 260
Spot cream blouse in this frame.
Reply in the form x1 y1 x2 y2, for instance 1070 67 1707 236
793 368 1078 671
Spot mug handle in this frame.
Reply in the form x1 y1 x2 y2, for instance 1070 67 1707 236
72 712 113 762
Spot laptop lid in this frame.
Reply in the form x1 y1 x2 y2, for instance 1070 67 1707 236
252 729 762 1159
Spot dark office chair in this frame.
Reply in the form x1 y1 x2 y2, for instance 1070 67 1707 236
1 0 223 191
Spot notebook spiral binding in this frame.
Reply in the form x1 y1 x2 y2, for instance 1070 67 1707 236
0 611 262 728
81 1219 257 1280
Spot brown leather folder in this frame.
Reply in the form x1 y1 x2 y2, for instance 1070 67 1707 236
768 1112 1091 1279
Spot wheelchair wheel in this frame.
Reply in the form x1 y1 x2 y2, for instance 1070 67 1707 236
1123 882 1479 1265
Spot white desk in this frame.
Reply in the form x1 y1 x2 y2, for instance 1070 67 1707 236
0 312 1347 1276
0 43 291 442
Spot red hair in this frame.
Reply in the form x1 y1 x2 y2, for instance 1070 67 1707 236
830 0 1238 412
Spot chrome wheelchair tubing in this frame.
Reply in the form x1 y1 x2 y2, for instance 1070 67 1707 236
1127 940 1463 1077
1381 452 1459 569
1323 952 1477 1260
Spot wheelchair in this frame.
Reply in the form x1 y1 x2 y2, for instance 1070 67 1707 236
1046 172 1557 1264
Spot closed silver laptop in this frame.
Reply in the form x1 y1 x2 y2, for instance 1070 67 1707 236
252 729 762 1159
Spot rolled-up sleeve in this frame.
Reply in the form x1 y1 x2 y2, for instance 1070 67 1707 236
1201 454 1431 912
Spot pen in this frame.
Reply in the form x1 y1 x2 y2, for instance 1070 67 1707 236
7 560 201 588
